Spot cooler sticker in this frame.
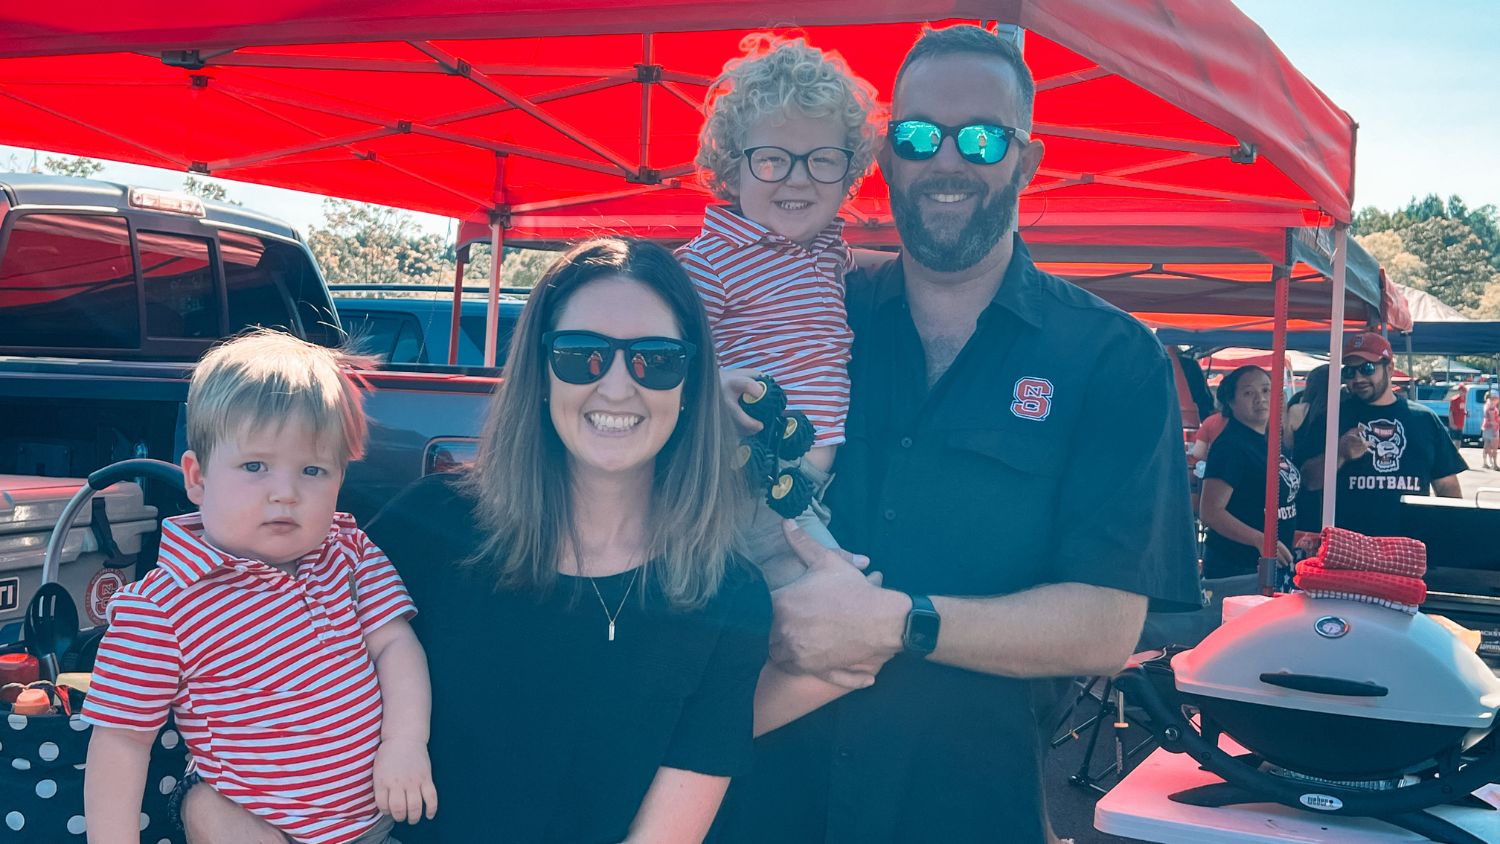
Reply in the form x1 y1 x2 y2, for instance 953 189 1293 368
1011 377 1054 421
0 578 16 613
86 569 128 626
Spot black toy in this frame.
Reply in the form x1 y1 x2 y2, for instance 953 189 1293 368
735 376 820 518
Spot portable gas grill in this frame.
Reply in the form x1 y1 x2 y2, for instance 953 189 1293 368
1117 592 1500 844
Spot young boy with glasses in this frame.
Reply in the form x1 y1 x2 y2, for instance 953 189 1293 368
82 330 435 844
678 36 879 589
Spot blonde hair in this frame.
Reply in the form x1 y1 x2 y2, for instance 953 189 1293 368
697 34 881 201
187 329 371 466
464 238 746 610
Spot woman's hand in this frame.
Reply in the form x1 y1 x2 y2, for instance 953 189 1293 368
719 368 765 434
373 737 438 824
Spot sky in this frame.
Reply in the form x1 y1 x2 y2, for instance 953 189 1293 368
3 0 1496 237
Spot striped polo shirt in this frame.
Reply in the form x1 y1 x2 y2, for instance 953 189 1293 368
82 512 416 844
677 205 855 446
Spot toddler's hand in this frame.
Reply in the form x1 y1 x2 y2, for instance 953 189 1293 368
373 737 438 824
720 368 766 434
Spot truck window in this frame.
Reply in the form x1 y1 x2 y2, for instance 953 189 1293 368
342 311 426 364
139 230 218 338
0 213 138 348
222 231 320 339
460 313 515 366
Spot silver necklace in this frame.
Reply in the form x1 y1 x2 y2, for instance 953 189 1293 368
587 567 640 642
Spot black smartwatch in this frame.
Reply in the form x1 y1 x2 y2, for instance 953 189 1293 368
902 594 941 656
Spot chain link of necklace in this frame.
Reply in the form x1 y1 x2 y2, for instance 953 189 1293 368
587 566 640 642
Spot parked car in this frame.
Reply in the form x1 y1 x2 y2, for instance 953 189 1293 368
1413 383 1453 427
332 287 525 367
0 173 494 533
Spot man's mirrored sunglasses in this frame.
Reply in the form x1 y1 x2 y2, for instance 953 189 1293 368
543 330 696 390
888 119 1025 165
1340 360 1385 380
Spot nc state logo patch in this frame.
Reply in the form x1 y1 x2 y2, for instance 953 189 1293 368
1011 377 1054 420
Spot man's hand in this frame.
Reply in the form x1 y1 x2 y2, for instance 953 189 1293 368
719 368 765 434
1275 541 1294 567
770 522 905 679
180 782 289 844
1338 426 1370 462
373 737 438 824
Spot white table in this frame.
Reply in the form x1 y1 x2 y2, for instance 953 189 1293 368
1095 744 1500 843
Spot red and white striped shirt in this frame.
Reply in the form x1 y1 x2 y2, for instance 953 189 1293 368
677 205 854 446
82 512 415 844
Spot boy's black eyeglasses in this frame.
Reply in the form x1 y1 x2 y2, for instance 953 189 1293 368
887 119 1026 165
542 331 696 390
1340 360 1384 380
741 146 853 184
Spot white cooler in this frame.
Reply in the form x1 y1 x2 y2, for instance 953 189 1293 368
0 475 158 634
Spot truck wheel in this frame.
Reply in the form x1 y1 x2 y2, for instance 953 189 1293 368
737 438 776 491
739 376 787 426
766 468 814 518
777 410 817 460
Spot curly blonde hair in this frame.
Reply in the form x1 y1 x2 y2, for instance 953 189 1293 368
697 34 881 201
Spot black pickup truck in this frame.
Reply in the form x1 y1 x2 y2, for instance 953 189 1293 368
0 173 495 523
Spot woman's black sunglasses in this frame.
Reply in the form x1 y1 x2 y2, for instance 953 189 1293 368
888 119 1025 165
542 330 696 390
1340 360 1384 380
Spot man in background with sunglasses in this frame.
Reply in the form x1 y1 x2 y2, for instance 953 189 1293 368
1296 332 1465 537
716 24 1201 844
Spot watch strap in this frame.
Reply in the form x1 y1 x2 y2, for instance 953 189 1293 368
903 593 940 656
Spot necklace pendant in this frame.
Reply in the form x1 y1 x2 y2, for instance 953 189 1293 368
608 620 616 642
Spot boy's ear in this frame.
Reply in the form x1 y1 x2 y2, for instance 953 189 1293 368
181 450 206 506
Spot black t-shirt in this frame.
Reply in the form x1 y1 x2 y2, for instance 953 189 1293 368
1202 417 1299 578
366 474 771 844
712 236 1202 844
1293 396 1466 537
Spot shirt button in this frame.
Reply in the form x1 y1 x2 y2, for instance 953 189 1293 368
883 508 897 521
836 747 853 760
899 436 913 449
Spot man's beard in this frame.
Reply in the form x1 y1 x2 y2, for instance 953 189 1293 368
890 170 1021 273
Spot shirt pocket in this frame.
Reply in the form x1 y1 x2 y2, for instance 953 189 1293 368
942 429 1065 580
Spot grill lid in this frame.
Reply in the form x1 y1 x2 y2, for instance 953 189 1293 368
1173 593 1500 728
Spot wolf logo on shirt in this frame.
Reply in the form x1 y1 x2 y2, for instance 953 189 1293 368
1278 454 1301 500
1358 419 1406 473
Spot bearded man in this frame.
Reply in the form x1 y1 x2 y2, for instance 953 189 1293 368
711 23 1202 844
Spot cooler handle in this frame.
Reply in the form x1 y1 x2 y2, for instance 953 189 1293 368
1259 671 1388 697
41 459 184 585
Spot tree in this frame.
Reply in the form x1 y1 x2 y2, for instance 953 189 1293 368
1474 281 1500 320
1356 230 1427 290
182 174 241 205
1400 217 1496 312
42 155 104 178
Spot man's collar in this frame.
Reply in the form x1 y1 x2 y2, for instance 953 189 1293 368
155 513 344 588
700 204 845 252
875 233 1045 329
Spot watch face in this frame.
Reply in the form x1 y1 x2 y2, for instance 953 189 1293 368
905 610 940 654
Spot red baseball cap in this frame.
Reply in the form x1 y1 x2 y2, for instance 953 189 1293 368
1342 332 1392 363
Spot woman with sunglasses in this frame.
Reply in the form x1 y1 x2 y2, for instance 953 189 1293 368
358 238 771 843
1198 365 1301 586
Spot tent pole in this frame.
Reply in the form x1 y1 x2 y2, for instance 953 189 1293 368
1321 226 1348 529
484 222 504 367
1261 266 1290 595
448 244 467 366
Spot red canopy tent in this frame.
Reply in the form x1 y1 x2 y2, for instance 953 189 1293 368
0 0 1364 576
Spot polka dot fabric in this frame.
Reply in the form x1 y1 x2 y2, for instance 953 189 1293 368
0 703 186 843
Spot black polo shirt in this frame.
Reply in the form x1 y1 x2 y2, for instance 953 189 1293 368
713 235 1202 844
